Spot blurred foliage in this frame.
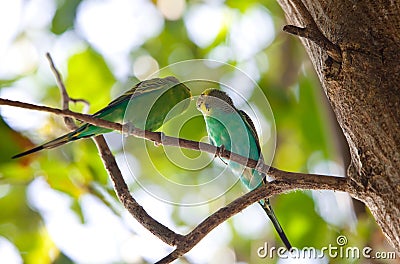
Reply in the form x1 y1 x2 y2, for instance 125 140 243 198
0 0 394 264
51 0 81 35
66 48 115 112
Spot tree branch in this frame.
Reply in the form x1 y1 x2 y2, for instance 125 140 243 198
93 135 184 245
282 0 342 62
0 98 349 184
0 98 122 131
1 97 356 262
44 54 184 247
157 170 351 263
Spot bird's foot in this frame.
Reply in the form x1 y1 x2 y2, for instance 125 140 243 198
216 145 228 165
255 161 268 179
216 144 226 157
154 131 166 147
122 122 136 138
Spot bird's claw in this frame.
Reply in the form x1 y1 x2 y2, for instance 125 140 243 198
123 122 135 138
216 144 226 157
216 145 228 165
154 131 166 147
255 161 265 175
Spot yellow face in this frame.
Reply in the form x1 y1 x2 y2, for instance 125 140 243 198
196 93 212 116
197 88 235 116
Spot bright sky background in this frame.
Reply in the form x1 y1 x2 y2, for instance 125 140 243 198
0 0 353 263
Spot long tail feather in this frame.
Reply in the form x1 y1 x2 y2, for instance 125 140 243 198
259 199 292 250
12 145 45 159
12 126 91 159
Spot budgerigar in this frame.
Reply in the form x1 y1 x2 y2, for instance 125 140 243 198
13 76 191 158
196 88 292 250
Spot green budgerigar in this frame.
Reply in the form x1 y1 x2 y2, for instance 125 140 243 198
13 76 191 159
196 88 292 250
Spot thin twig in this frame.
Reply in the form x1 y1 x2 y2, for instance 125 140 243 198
282 0 342 62
46 52 90 128
0 98 122 130
45 53 69 110
93 135 184 245
46 52 76 130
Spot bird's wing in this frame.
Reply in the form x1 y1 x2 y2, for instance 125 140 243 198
238 110 261 154
238 109 269 183
92 81 141 117
92 77 174 117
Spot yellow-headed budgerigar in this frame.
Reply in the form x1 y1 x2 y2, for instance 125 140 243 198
196 88 292 250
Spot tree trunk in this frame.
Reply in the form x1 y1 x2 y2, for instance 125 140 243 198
278 0 400 252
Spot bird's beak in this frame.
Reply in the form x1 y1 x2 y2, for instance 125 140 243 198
196 94 211 115
196 94 205 110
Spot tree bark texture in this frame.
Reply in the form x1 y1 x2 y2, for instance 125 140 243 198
278 0 400 252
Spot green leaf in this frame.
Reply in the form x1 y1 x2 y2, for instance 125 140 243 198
66 48 116 114
53 251 74 264
51 0 82 35
0 185 55 264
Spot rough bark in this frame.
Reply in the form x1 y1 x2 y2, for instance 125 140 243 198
278 0 400 252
